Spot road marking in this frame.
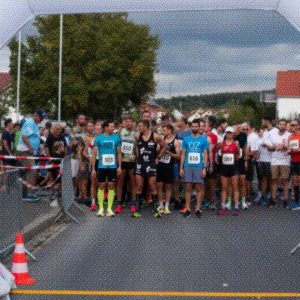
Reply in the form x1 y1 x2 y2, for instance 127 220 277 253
11 290 300 298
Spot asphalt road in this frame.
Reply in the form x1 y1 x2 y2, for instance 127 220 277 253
10 204 300 300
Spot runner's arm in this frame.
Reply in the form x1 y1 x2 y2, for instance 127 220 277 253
180 149 186 175
169 139 181 160
154 133 167 159
91 146 98 173
117 146 122 170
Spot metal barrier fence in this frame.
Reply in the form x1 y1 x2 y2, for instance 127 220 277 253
0 169 22 255
56 156 84 224
0 156 84 257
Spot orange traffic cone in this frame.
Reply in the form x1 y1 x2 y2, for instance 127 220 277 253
11 232 35 285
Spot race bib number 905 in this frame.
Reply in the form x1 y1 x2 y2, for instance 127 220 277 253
121 142 133 155
102 154 115 166
222 153 235 165
188 153 200 165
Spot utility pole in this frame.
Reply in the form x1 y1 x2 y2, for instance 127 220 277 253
16 31 22 121
58 14 63 121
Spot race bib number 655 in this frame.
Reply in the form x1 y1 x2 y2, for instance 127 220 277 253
102 154 115 166
188 153 200 165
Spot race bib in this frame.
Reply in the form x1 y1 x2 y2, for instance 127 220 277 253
159 154 171 164
222 153 235 165
290 139 299 149
102 154 115 166
121 142 134 155
188 153 200 165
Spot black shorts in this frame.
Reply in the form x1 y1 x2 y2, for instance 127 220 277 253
157 163 174 184
121 162 136 170
246 158 255 181
257 162 271 178
291 162 300 176
206 164 218 179
135 162 156 178
236 159 246 176
220 165 237 178
97 168 117 183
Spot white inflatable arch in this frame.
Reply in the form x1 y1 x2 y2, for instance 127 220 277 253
1 0 300 49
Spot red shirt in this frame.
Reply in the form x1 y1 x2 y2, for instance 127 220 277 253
289 133 300 162
221 140 238 166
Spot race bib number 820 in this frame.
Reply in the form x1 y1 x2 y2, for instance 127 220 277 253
188 153 200 165
290 140 299 149
102 154 115 166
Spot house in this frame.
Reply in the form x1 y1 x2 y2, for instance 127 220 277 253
0 72 12 96
276 70 300 119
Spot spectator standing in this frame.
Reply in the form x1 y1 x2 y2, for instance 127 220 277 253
17 109 46 202
1 119 15 157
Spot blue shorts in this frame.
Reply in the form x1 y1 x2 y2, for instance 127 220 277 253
184 167 204 184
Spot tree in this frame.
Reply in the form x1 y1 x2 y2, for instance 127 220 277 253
9 14 160 121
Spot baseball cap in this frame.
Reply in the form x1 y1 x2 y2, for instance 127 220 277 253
35 109 47 120
225 126 234 133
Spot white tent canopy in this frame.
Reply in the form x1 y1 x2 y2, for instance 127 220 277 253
0 0 300 49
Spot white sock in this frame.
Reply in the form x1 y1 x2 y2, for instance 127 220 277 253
159 201 164 207
165 202 169 209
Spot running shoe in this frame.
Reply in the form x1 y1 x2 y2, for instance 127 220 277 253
290 201 300 210
180 206 187 214
195 210 202 218
90 204 97 211
157 205 165 214
218 209 228 216
282 200 288 209
132 212 141 218
106 209 115 217
201 202 209 210
225 200 232 211
232 208 240 216
183 210 191 218
97 209 105 217
267 199 276 208
174 201 180 211
50 199 59 207
130 205 137 213
22 194 41 202
258 195 267 206
241 201 248 210
254 192 262 204
114 205 123 214
153 211 161 218
164 207 171 215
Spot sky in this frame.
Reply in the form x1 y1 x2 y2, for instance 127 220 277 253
1 10 300 98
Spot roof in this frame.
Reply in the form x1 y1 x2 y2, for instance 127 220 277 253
0 72 12 92
276 70 300 97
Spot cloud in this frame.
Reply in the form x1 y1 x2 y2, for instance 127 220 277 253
0 47 10 72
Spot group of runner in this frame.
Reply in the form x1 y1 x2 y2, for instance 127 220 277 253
74 112 300 218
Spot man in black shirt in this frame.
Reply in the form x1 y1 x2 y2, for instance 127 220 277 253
45 124 67 157
1 119 14 156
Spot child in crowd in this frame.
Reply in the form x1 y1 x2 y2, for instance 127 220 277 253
39 141 65 207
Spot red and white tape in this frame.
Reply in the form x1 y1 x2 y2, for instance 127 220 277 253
0 155 62 161
1 164 61 170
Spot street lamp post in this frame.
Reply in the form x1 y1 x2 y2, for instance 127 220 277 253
58 14 63 122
